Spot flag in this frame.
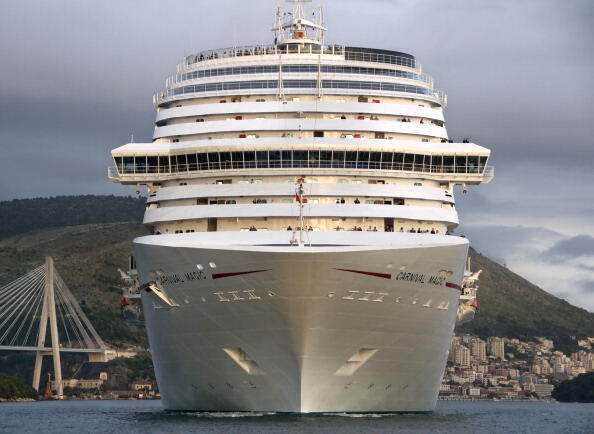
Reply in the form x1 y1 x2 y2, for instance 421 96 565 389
295 193 301 203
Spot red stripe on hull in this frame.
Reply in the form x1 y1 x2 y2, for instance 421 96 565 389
446 282 462 291
333 268 392 279
212 270 270 280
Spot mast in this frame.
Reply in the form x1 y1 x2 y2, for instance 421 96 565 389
272 0 327 47
296 178 305 246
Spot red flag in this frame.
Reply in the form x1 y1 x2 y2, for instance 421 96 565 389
295 194 301 203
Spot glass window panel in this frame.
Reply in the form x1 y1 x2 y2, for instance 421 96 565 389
256 151 269 168
479 156 488 170
186 154 197 171
207 152 220 170
380 152 393 170
309 150 320 168
468 156 479 173
198 153 208 170
244 151 256 168
294 150 308 168
123 156 134 174
345 151 357 168
370 152 381 169
403 154 414 171
282 150 292 168
455 156 467 173
320 151 332 168
231 152 243 169
135 156 147 173
443 156 455 173
269 150 281 168
218 152 231 170
357 151 369 169
332 151 345 169
158 156 169 173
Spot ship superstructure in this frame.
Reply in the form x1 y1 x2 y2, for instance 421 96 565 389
108 0 492 413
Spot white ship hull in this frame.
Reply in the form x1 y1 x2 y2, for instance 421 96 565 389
134 232 468 412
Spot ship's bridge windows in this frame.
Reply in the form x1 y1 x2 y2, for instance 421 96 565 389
116 151 488 176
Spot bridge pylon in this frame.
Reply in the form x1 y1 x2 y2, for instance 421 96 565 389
32 257 63 397
0 256 109 398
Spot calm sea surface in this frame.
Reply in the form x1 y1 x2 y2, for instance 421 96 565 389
0 400 592 434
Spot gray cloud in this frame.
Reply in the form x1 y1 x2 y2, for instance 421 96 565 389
576 280 594 295
542 235 594 262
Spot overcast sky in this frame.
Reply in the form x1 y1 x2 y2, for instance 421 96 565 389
1 0 593 311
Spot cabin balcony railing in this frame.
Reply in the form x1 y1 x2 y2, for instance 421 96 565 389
182 45 419 71
108 163 494 182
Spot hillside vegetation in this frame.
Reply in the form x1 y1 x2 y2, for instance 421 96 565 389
458 249 594 347
0 374 37 400
0 195 145 239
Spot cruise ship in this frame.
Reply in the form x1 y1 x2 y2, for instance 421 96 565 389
108 0 493 413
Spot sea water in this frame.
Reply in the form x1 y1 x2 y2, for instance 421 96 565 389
0 400 592 433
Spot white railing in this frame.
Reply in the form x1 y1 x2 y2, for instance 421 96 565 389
109 163 493 179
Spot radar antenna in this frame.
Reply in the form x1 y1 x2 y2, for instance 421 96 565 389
273 0 327 46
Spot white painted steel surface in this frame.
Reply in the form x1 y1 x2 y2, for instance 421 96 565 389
148 184 456 204
143 204 459 226
134 231 468 412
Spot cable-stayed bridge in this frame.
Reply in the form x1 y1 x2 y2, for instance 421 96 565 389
0 257 109 398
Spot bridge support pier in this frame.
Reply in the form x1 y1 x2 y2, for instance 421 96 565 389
31 257 63 398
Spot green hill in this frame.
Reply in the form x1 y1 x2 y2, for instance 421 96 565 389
0 195 145 239
458 249 594 348
0 373 37 400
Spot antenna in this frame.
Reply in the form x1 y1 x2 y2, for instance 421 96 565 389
273 0 327 46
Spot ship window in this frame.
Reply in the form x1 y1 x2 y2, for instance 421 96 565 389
196 118 204 122
282 150 292 168
357 151 369 169
370 152 381 169
305 178 318 183
294 150 308 168
338 179 349 184
414 183 423 187
320 151 332 168
247 134 258 139
432 155 443 172
208 153 220 170
468 156 479 173
381 152 393 170
314 131 324 138
256 99 266 102
244 151 256 168
225 200 236 205
455 156 467 173
174 155 187 172
332 151 345 169
479 156 488 170
269 151 281 167
256 151 269 168
403 154 414 171
219 152 231 169
345 151 357 168
352 180 363 184
186 154 197 171
415 154 425 171
309 150 320 168
393 153 404 171
443 156 455 173
231 152 244 169
114 156 123 172
123 156 134 174
336 99 346 103
198 153 208 170
146 156 158 173
282 199 293 203
172 138 179 143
